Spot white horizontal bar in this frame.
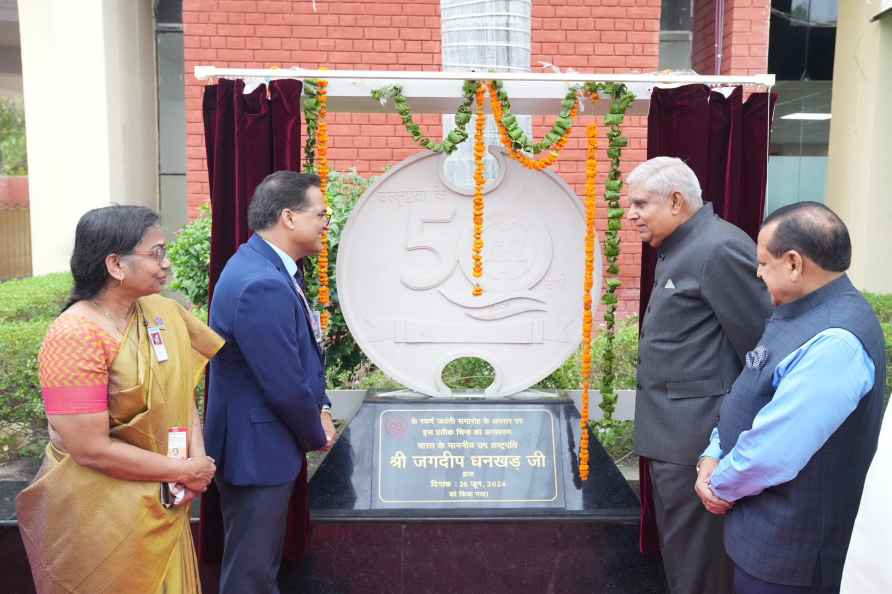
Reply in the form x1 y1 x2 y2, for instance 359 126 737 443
441 12 531 22
194 65 776 88
443 0 531 11
442 42 532 50
442 26 532 35
443 63 531 72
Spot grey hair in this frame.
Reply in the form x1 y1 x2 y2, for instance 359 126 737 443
627 157 703 208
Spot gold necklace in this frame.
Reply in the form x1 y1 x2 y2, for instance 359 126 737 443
90 299 134 337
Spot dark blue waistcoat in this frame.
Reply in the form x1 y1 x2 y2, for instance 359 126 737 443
717 275 886 587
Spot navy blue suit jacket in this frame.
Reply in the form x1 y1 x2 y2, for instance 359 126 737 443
206 234 330 486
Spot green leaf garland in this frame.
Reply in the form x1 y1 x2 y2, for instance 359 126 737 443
583 81 636 428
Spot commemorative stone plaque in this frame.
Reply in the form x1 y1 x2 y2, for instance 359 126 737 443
336 147 602 397
374 404 562 508
301 147 663 592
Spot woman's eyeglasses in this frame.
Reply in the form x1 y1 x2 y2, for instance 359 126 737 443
128 245 168 264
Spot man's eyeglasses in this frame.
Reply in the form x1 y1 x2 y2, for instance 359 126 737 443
286 206 333 225
128 245 168 264
317 207 333 224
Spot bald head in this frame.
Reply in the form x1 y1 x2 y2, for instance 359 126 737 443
762 202 851 272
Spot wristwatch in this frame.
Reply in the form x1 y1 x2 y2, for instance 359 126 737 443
321 405 332 416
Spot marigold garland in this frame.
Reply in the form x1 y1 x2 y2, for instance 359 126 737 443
579 107 599 481
366 79 636 479
487 82 577 170
583 83 635 430
489 79 578 154
316 79 331 331
471 81 486 297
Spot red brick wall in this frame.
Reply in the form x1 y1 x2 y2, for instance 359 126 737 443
526 1 661 315
720 0 770 75
184 0 443 225
184 0 773 317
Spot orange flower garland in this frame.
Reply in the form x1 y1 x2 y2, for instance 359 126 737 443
316 79 331 331
471 82 486 296
578 99 599 481
486 82 576 171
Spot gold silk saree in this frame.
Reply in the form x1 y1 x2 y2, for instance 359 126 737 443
16 295 224 594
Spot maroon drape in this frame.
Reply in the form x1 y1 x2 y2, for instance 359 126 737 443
637 84 777 554
198 78 308 563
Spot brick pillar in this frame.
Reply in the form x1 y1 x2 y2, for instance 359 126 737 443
692 0 770 75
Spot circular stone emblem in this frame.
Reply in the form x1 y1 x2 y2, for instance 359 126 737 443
336 147 602 397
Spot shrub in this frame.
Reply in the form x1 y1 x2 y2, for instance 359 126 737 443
591 315 639 390
0 273 72 322
0 319 52 460
864 293 892 400
0 96 27 176
0 274 71 460
864 292 892 324
167 203 212 317
441 357 496 391
302 170 378 386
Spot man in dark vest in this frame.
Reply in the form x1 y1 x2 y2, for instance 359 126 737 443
696 201 885 594
630 157 772 594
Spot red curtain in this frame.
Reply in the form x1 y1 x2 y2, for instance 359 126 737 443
198 78 310 563
637 84 777 554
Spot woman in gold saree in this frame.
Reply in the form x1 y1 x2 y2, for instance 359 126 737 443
16 205 223 594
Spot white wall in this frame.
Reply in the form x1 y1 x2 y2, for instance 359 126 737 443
18 0 158 275
826 6 892 293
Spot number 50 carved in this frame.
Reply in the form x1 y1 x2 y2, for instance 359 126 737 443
400 203 459 290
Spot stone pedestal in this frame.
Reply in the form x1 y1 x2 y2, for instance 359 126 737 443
286 395 665 594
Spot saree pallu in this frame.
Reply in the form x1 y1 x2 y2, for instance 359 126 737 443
16 295 223 594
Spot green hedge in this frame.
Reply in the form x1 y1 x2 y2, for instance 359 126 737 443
0 273 71 460
864 293 892 398
0 272 72 322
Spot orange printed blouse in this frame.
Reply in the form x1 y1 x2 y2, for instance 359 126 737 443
38 315 121 415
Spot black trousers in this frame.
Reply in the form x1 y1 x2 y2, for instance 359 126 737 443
650 459 735 594
216 478 294 594
734 564 840 594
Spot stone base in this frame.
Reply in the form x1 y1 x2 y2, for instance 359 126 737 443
280 521 665 594
287 395 666 593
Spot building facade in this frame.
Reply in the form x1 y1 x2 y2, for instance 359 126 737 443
180 0 769 316
10 1 890 296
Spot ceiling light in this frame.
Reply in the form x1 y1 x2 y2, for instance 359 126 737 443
781 112 832 121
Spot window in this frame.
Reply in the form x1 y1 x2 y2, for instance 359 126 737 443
765 0 837 215
659 0 693 70
155 0 187 235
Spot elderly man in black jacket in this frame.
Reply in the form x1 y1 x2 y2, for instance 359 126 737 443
628 157 772 594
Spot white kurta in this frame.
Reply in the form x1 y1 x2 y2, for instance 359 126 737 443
841 402 892 594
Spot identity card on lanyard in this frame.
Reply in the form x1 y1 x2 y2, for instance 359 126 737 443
147 324 169 362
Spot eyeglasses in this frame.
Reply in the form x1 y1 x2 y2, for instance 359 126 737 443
316 207 333 224
285 206 333 225
128 245 168 264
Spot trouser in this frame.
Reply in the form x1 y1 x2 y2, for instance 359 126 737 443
734 564 840 594
216 478 294 594
650 458 734 594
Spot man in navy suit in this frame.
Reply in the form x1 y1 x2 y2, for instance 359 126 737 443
206 171 335 594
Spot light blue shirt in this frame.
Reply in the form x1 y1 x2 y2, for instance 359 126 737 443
702 327 875 502
262 237 323 346
263 237 298 279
